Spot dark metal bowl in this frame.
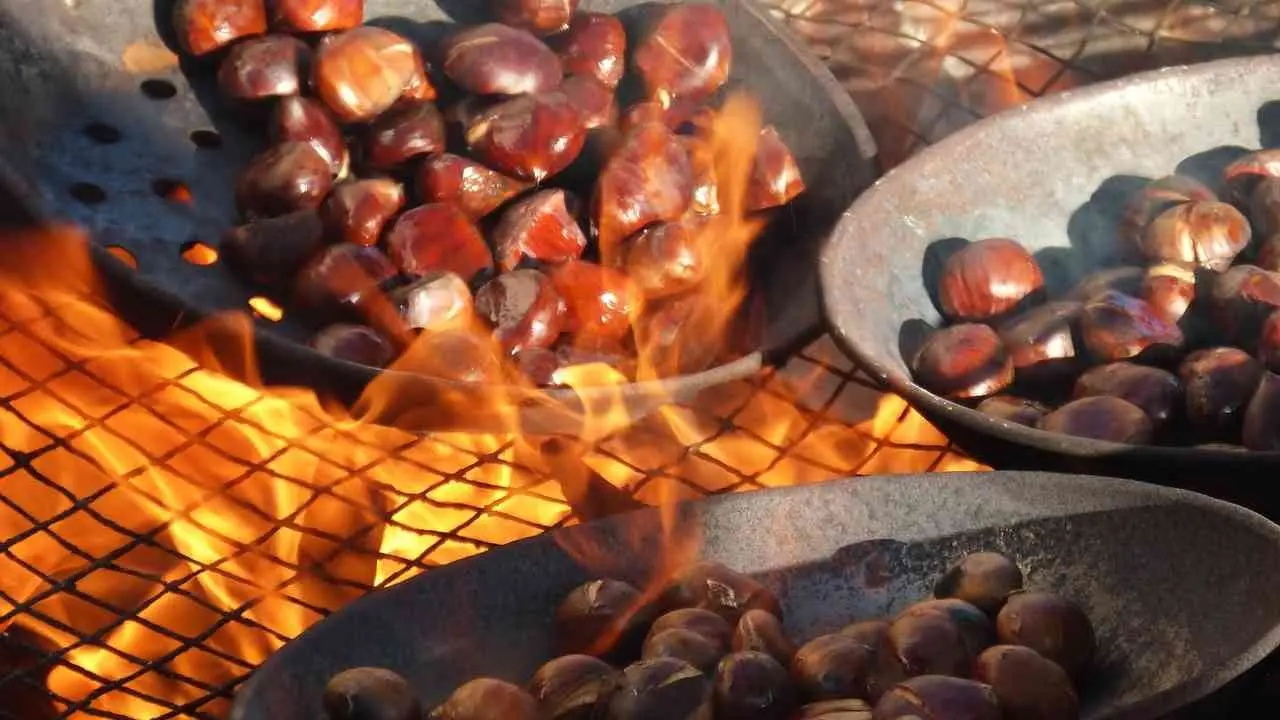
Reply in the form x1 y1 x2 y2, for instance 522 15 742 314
228 471 1280 720
820 55 1280 514
0 0 876 431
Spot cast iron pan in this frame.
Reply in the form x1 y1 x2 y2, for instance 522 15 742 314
0 0 877 433
820 55 1280 513
229 471 1280 719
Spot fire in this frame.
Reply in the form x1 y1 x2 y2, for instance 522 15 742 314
0 94 980 718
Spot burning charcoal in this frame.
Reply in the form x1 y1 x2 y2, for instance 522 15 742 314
549 12 626 88
975 396 1050 428
661 561 783 625
294 243 397 316
269 0 363 32
362 102 445 171
313 27 429 123
937 238 1045 323
609 657 713 720
897 599 994 660
840 620 890 651
1140 263 1197 326
474 268 567 356
311 324 395 368
387 272 474 333
555 579 651 660
1120 174 1216 252
747 126 805 211
1037 396 1153 444
412 330 504 383
1073 362 1183 433
416 154 531 220
594 122 694 258
733 609 797 666
1210 265 1280 349
1243 371 1280 451
934 552 1023 617
1080 290 1184 364
648 608 733 652
911 324 1014 401
1066 266 1144 303
1179 347 1263 442
974 645 1078 720
995 591 1096 680
560 75 616 130
528 654 620 720
271 97 348 178
430 678 539 720
793 699 874 719
444 23 563 96
221 209 326 286
465 90 586 181
884 604 974 678
218 35 311 103
790 633 875 702
323 667 421 720
642 628 725 674
632 4 732 106
492 190 588 271
492 0 579 35
996 301 1081 383
624 218 709 299
714 651 796 720
1222 148 1280 207
549 261 641 344
322 179 405 246
173 0 267 57
871 676 1001 720
1140 200 1250 270
386 203 493 282
236 142 333 220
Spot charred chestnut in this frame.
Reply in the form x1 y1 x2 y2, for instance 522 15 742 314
549 261 640 344
609 657 712 720
933 552 1023 616
661 561 783 625
642 628 725 674
555 579 650 659
1073 362 1183 432
911 324 1014 401
937 238 1045 322
218 35 311 103
648 608 733 651
714 651 796 720
1140 263 1197 325
975 396 1050 427
594 121 694 258
492 0 578 35
973 645 1077 720
173 0 267 57
1210 265 1280 349
1080 290 1184 364
733 609 797 666
1178 347 1263 441
269 0 363 32
310 324 395 368
430 678 539 720
388 272 474 333
313 27 426 123
474 268 567 355
322 178 405 247
1120 174 1216 251
363 102 445 171
295 243 397 316
623 218 708 299
790 633 875 702
871 675 1000 720
222 209 326 286
996 301 1081 381
1222 148 1280 207
633 4 732 106
443 23 563 96
1037 396 1153 444
417 153 530 220
236 141 333 220
271 96 348 178
386 203 493 282
995 591 1096 680
549 12 626 89
1243 371 1280 451
465 90 586 181
793 699 874 719
528 654 620 720
1140 201 1250 270
492 189 588 271
747 126 805 211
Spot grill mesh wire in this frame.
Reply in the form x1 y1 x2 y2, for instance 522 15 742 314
2 0 1279 716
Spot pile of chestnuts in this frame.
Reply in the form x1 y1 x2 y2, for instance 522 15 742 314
910 150 1280 450
321 551 1096 719
170 0 805 385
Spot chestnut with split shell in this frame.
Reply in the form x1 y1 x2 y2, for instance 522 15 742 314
270 96 347 178
1179 347 1263 441
474 268 567 356
528 654 619 720
323 667 420 720
431 678 540 720
553 580 648 656
1037 396 1154 445
593 119 694 258
937 238 1045 322
313 27 426 123
549 12 626 89
321 178 404 247
732 610 796 666
1140 263 1197 326
442 23 563 96
633 4 733 107
660 561 783 625
1073 362 1183 432
1140 200 1250 270
235 141 332 220
789 633 875 702
1080 290 1184 364
713 651 796 720
173 0 267 57
1120 174 1216 251
386 203 493 282
911 323 1014 401
416 153 530 220
608 657 712 720
217 35 311 103
492 189 588 271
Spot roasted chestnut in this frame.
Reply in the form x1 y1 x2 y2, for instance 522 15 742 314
218 35 311 103
514 347 562 386
975 396 1049 427
996 301 1081 381
714 651 796 720
1258 234 1280 273
408 330 504 384
933 552 1023 617
294 243 397 316
1140 200 1250 270
235 141 333 220
1140 262 1197 325
1080 290 1184 364
386 203 493 281
608 657 712 720
642 628 725 674
310 324 395 368
430 678 540 720
416 153 530 220
871 676 1001 720
222 209 326 286
474 268 567 355
1066 266 1143 303
322 178 405 246
910 324 1014 400
323 667 420 720
555 578 650 659
560 75 616 130
632 4 732 106
271 96 348 177
387 272 474 333
1243 371 1280 451
1178 347 1263 441
839 620 890 651
173 0 267 57
1250 176 1280 238
995 591 1096 680
549 261 640 344
528 654 620 720
747 126 805 211
465 89 587 181
442 23 563 96
790 633 875 702
973 645 1077 720
1210 265 1280 349
623 218 708 299
313 27 426 123
900 599 995 659
269 0 363 32
363 102 445 171
492 0 578 35
683 136 721 216
1261 310 1280 373
593 121 694 258
634 293 722 376
793 699 874 719
733 610 797 666
660 561 783 625
1120 174 1216 251
1037 396 1153 444
1221 148 1280 207
937 238 1045 322
884 605 973 678
492 189 588 271
549 12 626 89
1073 362 1183 432
648 608 733 651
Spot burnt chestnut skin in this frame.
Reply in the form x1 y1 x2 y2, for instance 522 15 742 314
609 657 713 720
218 35 311 102
871 675 1001 720
996 591 1096 680
310 324 395 368
555 579 650 660
974 645 1078 720
911 324 1014 401
714 651 796 720
173 0 267 57
549 12 626 89
465 90 587 181
443 23 563 96
323 667 420 720
633 4 733 105
790 633 875 702
313 27 427 123
528 654 620 720
1037 396 1154 445
235 142 333 220
937 238 1045 322
431 678 540 720
1073 362 1183 432
934 552 1024 616
733 610 797 666
474 269 567 356
1179 347 1264 441
417 153 530 220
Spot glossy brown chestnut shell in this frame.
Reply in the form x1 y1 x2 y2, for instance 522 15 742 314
549 261 641 344
313 27 426 123
492 189 588 271
217 35 311 103
747 126 806 211
1178 347 1264 441
1140 262 1197 325
975 396 1050 427
933 552 1024 617
310 324 395 368
609 657 712 720
386 203 493 282
474 268 567 355
323 667 420 720
714 651 796 720
1073 362 1183 432
732 610 797 667
1080 290 1184 364
465 90 587 182
647 608 733 652
1120 174 1216 252
1250 176 1280 238
790 634 875 702
549 11 626 89
911 324 1014 401
416 153 530 220
492 0 579 35
442 23 563 96
1258 234 1280 273
1140 200 1250 270
1066 266 1144 303
321 178 405 247
884 605 975 678
871 675 1001 720
432 678 540 720
995 591 1096 680
594 122 694 258
269 0 363 33
555 578 651 660
270 96 348 178
660 562 783 625
235 141 333 220
996 301 1081 381
173 0 267 57
528 654 620 720
294 243 397 316
221 209 326 287
974 645 1078 720
642 628 725 674
560 75 617 130
624 218 708 299
632 4 733 106
937 238 1045 322
363 101 446 171
1037 396 1154 445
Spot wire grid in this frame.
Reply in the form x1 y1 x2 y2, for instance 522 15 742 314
1 0 1278 716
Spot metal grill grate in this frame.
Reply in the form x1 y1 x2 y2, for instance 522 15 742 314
2 0 1279 717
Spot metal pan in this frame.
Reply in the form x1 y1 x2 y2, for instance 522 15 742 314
229 471 1280 719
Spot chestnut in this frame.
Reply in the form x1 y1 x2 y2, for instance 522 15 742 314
1178 347 1263 441
1037 396 1153 444
1140 200 1250 270
975 396 1050 427
747 126 805 211
1120 174 1216 251
294 243 397 316
996 591 1096 680
1080 290 1184 364
363 102 445 171
789 633 875 702
1066 266 1144 303
733 609 797 666
236 141 333 220
548 261 640 344
475 268 567 355
560 75 616 130
416 153 530 220
1259 234 1280 273
793 699 874 719
221 209 326 286
871 676 1000 720
839 620 890 651
1140 262 1197 325
898 599 994 660
217 35 311 103
660 561 783 625
442 23 563 96
430 678 540 720
548 12 626 89
714 651 796 720
937 238 1045 322
593 121 695 258
313 27 426 123
1073 362 1183 432
310 324 395 368
642 628 725 674
996 301 1081 381
323 666 420 720
910 324 1014 401
683 136 721 217
322 178 405 247
555 579 651 659
609 657 712 720
465 89 587 181
634 293 721 376
1221 147 1280 207
492 0 578 35
973 645 1077 720
1250 176 1280 238
388 272 474 333
648 608 733 651
1243 371 1280 450
410 330 504 384
1210 265 1280 349
492 189 588 271
386 203 493 282
271 96 348 178
933 552 1023 617
269 0 363 33
173 0 267 57
623 218 708 299
1261 310 1280 373
514 347 562 386
633 4 733 106
884 606 973 678
528 654 620 720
